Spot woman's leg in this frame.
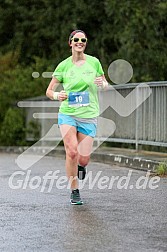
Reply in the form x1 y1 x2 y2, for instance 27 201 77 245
59 124 78 189
77 132 94 167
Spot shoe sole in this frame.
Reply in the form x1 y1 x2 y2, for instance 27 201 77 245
70 200 83 205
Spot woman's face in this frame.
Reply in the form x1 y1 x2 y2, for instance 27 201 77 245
70 32 87 53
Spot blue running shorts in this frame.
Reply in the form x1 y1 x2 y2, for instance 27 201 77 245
58 113 97 138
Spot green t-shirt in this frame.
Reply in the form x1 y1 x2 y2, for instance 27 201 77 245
52 54 104 118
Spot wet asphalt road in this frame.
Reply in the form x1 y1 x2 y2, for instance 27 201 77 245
0 153 167 252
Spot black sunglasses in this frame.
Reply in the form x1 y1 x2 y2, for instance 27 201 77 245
71 37 87 43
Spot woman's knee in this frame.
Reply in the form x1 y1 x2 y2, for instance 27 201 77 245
66 146 78 160
78 155 90 167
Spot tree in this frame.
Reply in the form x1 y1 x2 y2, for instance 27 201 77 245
103 0 167 81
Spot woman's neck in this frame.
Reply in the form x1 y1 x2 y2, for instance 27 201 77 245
72 52 85 63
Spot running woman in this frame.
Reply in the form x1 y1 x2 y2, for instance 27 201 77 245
46 30 108 205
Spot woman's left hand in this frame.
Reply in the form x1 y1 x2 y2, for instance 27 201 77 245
94 76 103 87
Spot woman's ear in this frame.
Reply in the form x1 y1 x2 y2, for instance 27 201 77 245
68 40 72 47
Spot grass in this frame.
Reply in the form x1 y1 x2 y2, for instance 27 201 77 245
155 162 167 176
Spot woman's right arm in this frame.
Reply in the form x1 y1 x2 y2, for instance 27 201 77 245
46 77 60 100
46 77 67 101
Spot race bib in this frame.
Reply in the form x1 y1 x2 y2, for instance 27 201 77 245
68 91 89 107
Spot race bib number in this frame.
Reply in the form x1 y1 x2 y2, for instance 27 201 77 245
68 91 89 107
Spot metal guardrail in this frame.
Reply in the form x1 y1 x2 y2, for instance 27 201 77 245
23 81 167 150
96 81 167 150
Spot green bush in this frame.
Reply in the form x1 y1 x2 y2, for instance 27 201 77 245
0 108 26 146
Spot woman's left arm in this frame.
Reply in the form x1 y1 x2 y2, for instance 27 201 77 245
94 75 108 89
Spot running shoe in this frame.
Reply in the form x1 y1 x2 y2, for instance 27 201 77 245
78 165 86 180
70 189 83 205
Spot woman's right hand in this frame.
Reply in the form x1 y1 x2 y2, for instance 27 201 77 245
58 90 68 101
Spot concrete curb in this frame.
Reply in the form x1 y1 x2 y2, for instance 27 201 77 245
0 146 160 172
90 152 159 172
